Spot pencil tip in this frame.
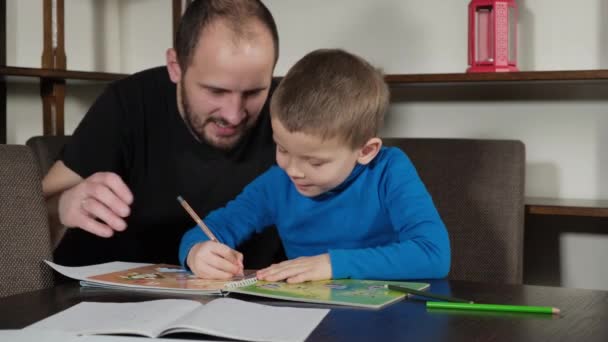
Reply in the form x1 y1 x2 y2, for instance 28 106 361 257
553 308 561 315
177 195 183 202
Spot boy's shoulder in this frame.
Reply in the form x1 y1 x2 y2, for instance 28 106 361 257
263 165 287 176
257 165 290 182
376 145 412 165
242 165 290 196
367 146 418 179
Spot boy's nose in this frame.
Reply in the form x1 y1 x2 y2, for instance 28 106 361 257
285 160 304 179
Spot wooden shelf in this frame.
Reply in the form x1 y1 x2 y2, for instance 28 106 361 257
4 68 604 85
385 69 608 85
0 66 127 82
526 197 608 218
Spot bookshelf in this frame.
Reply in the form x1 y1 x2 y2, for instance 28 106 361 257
0 0 190 141
1 1 606 218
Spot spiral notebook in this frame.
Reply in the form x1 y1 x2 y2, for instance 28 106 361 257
227 279 430 309
45 261 257 295
46 261 429 308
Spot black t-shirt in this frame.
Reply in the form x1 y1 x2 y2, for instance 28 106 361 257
55 66 284 267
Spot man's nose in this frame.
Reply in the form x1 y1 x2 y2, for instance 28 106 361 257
222 94 246 125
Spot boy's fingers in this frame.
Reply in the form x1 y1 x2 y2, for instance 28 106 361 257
229 250 244 269
236 253 244 268
208 245 243 276
257 262 280 277
286 272 309 284
198 263 238 280
257 263 282 279
207 255 242 277
188 242 244 279
214 243 243 266
265 270 299 282
260 263 302 282
190 254 237 280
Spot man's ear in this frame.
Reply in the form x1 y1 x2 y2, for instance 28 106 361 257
166 48 183 84
357 137 382 165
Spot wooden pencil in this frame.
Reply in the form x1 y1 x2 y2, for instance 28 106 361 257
177 195 219 242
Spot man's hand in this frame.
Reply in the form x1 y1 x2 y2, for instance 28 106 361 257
57 172 133 238
187 241 244 279
256 254 332 283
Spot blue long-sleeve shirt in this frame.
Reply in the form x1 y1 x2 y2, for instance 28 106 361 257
179 146 450 280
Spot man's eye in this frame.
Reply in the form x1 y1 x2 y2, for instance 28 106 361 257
244 90 262 98
208 88 226 95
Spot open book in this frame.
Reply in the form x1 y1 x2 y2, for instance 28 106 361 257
2 330 189 342
25 298 328 342
47 261 430 309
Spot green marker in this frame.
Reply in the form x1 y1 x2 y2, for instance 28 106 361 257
386 284 473 303
427 301 561 315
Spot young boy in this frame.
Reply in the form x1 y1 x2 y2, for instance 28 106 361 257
179 49 450 283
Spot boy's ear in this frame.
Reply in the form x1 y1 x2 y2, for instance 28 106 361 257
166 48 183 84
357 138 382 165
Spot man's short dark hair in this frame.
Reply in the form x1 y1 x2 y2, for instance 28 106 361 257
174 0 279 71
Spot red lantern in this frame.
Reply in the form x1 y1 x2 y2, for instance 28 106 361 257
467 0 518 73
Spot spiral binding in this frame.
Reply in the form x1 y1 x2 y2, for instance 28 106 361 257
224 276 258 289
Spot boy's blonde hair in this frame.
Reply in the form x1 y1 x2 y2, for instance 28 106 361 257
270 49 389 149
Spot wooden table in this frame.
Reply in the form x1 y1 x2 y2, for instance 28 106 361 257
1 279 607 341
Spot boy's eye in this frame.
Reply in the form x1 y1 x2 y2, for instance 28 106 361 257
277 145 287 153
309 161 325 167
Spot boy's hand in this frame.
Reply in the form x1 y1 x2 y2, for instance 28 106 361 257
256 253 332 283
187 241 244 279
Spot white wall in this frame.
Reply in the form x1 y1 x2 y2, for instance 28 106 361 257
4 0 608 289
117 0 172 73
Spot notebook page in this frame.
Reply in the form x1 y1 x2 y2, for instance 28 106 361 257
165 297 329 342
25 299 201 338
0 330 207 342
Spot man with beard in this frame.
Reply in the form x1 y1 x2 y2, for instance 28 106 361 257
42 0 284 268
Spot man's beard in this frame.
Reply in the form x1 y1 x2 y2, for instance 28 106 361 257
181 83 246 151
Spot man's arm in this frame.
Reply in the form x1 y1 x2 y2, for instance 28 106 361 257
43 161 80 247
43 160 134 245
